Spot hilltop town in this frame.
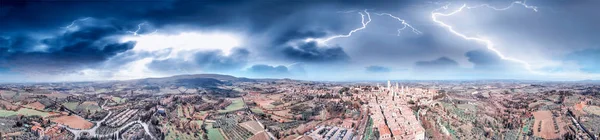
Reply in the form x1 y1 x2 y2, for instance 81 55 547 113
0 74 598 140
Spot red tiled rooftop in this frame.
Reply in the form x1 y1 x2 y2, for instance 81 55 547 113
378 124 391 135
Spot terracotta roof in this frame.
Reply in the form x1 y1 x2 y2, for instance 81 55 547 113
31 125 43 132
378 124 391 136
392 129 403 136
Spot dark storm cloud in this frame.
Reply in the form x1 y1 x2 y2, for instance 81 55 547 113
273 30 328 46
194 48 249 70
268 28 351 63
248 64 290 76
282 41 349 63
147 48 249 73
103 51 151 68
465 49 511 71
3 0 597 81
564 49 600 73
1 0 405 75
0 24 134 74
0 35 38 52
0 0 417 33
0 0 170 33
414 57 459 71
365 65 391 73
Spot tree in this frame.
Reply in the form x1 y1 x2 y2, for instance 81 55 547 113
338 87 350 95
301 112 312 120
373 128 380 139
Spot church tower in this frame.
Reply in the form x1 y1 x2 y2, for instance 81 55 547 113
387 80 391 91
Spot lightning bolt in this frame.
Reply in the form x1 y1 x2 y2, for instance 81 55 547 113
127 22 147 36
466 1 538 12
62 17 90 29
316 9 372 44
306 9 421 45
374 13 422 35
127 22 158 36
431 1 542 74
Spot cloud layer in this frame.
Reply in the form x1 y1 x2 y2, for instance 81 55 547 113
1 0 600 82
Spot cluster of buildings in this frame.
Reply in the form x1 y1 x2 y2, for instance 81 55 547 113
364 81 431 140
307 126 354 140
2 75 599 140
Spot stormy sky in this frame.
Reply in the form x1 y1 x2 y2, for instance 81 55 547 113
1 0 599 82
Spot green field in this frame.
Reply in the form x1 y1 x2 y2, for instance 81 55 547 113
206 123 225 140
17 108 49 117
0 110 18 117
584 106 600 116
0 108 49 117
250 107 264 114
80 102 102 114
62 102 79 110
165 123 201 140
218 98 245 113
95 89 108 94
111 97 127 104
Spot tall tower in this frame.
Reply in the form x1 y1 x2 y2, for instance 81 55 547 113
394 83 399 97
401 85 404 95
387 80 391 91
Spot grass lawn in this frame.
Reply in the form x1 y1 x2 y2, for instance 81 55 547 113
218 98 244 113
206 123 225 140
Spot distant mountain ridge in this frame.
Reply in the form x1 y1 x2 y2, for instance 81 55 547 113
141 74 243 81
120 74 256 87
578 80 600 83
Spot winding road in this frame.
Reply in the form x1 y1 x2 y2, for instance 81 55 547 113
61 100 155 140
